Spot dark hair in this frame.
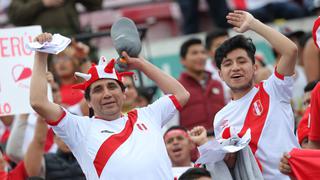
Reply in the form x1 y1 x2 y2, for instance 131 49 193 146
164 126 188 137
304 80 319 92
178 168 211 180
180 38 203 59
205 28 229 50
84 79 126 117
215 35 256 69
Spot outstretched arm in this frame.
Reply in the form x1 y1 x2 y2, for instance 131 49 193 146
30 33 64 123
5 114 29 163
24 116 48 177
122 52 190 107
227 10 298 76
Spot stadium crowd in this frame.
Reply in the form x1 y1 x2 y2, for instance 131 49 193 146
0 0 320 180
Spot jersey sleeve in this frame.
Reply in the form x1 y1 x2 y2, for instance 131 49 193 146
263 68 294 103
138 95 181 128
48 107 91 149
308 83 320 141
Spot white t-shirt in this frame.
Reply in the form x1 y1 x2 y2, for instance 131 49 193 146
50 95 180 180
213 72 299 180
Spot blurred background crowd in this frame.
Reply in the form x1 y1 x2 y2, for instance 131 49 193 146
0 0 319 179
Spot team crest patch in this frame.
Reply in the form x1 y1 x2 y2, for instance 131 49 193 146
212 88 220 95
252 99 263 116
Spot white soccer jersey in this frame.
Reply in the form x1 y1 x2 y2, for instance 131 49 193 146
213 72 299 180
49 95 181 180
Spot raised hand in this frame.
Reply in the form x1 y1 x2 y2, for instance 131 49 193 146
34 32 52 44
121 51 145 71
226 10 255 33
188 126 208 146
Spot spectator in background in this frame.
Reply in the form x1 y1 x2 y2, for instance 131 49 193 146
6 73 60 164
178 168 211 180
205 29 231 102
254 54 272 83
121 74 138 113
279 82 320 179
0 148 29 180
23 117 85 179
227 0 305 23
295 81 319 149
8 0 102 37
164 126 196 179
164 126 195 167
50 42 91 116
178 38 225 134
176 0 230 34
281 27 308 117
135 86 157 108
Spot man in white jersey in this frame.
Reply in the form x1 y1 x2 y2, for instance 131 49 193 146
189 10 299 180
29 33 190 180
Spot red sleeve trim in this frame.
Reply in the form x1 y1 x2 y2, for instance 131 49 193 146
274 67 284 80
169 95 182 112
47 110 66 126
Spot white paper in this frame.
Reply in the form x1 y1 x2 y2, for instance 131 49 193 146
26 34 71 54
196 129 251 164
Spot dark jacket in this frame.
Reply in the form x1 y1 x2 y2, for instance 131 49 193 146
44 150 85 180
178 72 225 133
8 0 102 36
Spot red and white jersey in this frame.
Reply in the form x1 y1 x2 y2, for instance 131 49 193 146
50 95 181 180
213 72 299 180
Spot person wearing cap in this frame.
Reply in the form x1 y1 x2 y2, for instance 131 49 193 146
189 10 299 180
29 33 190 179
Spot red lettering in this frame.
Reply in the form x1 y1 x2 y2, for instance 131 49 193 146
0 33 34 58
0 103 11 115
4 103 11 114
0 37 10 58
10 37 22 57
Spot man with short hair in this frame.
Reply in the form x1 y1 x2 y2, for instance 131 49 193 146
29 32 190 179
164 126 195 167
164 126 196 179
189 10 299 180
178 38 225 133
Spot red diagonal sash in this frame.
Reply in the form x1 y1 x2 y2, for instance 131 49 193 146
93 110 138 177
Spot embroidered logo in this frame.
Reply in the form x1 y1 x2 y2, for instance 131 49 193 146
137 123 148 131
100 129 114 134
252 99 263 116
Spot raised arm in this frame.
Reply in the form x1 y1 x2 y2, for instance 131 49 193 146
24 116 48 177
5 114 29 163
30 33 64 123
227 10 298 76
122 52 190 107
303 38 320 82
